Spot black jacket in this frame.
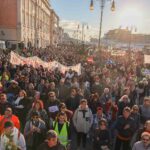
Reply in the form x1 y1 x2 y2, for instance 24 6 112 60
115 115 136 138
93 129 110 150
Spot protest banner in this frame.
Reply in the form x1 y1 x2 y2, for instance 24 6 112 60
10 52 81 75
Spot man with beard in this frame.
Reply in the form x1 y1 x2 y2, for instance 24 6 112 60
45 92 60 120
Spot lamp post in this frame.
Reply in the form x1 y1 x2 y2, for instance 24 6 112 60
90 0 115 52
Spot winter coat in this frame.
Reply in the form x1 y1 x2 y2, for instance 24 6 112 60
115 115 136 140
24 119 46 148
73 106 93 133
0 115 20 134
0 127 26 150
93 129 110 150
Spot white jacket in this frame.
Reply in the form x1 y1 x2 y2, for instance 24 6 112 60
73 106 93 134
0 127 26 150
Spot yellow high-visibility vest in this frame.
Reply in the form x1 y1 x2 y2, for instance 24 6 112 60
53 121 69 146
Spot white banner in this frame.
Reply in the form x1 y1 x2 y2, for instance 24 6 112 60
10 52 81 75
111 51 126 56
144 55 150 64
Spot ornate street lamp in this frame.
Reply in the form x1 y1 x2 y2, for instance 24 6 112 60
111 0 115 11
90 0 94 11
90 0 115 53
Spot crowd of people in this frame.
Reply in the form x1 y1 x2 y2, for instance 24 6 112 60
17 44 84 66
0 45 149 150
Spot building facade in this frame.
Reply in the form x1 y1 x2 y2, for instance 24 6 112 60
104 29 150 44
58 27 64 44
21 0 51 48
0 0 63 48
50 9 60 46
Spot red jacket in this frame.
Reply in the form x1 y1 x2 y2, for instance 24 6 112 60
0 115 20 134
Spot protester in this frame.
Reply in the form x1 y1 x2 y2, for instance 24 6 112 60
0 93 12 115
24 111 46 150
37 130 66 150
6 80 21 104
45 91 60 120
117 95 131 116
92 107 106 129
66 88 81 112
73 99 93 149
132 132 150 150
93 119 110 150
136 120 150 142
0 107 20 134
13 90 29 128
140 97 150 124
52 112 70 146
59 103 73 121
130 105 140 131
0 121 26 150
114 107 136 150
26 100 48 124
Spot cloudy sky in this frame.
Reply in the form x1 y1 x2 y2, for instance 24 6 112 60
51 0 150 40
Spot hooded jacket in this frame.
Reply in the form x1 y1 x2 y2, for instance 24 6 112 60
73 106 93 133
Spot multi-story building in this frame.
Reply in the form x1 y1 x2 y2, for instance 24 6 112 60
58 27 64 44
22 0 51 48
50 9 60 46
0 0 63 48
104 28 150 46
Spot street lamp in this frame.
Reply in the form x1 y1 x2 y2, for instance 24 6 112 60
90 0 115 53
111 0 115 11
90 0 94 11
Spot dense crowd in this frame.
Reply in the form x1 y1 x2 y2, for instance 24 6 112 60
17 45 84 66
0 46 150 150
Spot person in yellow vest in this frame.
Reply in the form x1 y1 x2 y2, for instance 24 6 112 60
52 112 70 147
